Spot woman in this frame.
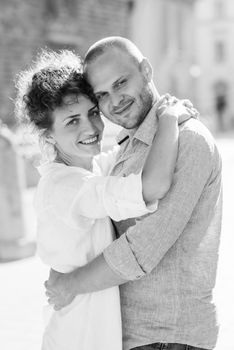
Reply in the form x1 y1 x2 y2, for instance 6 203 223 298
15 50 193 350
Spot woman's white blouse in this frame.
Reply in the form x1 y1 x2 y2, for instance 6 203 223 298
34 147 158 350
35 148 157 273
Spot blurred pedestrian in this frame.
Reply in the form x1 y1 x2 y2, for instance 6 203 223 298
215 94 227 131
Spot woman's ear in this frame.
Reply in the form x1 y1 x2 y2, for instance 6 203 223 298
45 134 56 145
140 58 153 82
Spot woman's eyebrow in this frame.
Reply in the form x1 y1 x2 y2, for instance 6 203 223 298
63 114 80 122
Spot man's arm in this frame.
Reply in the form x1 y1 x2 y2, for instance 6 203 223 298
45 253 128 310
104 123 214 279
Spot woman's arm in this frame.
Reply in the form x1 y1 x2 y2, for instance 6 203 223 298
47 99 193 222
141 99 191 203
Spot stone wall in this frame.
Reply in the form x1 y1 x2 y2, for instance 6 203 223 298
0 0 45 125
0 0 132 125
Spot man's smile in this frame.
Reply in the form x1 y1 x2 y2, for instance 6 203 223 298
113 101 134 115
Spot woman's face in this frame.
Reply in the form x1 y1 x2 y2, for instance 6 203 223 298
49 94 104 165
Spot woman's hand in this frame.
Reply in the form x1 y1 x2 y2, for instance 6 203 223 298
156 94 199 125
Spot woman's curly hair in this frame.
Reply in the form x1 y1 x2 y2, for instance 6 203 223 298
15 49 97 133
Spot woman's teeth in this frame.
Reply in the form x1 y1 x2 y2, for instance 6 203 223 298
80 136 98 145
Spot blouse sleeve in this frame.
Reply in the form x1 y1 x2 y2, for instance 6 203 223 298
93 145 120 175
47 167 158 224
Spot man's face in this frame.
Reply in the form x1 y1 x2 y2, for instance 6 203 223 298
85 49 154 129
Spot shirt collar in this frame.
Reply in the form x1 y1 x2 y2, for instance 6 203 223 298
37 161 63 176
116 100 159 147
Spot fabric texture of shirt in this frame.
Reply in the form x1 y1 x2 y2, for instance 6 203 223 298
103 104 223 350
35 150 157 350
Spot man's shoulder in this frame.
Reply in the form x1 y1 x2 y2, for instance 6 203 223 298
179 118 217 152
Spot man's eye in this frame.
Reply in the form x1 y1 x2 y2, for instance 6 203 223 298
116 80 126 88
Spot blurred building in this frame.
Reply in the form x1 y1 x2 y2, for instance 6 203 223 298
0 0 131 125
194 0 234 130
129 0 197 100
0 0 196 126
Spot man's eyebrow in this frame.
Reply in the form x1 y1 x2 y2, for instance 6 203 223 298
112 76 126 87
94 75 128 94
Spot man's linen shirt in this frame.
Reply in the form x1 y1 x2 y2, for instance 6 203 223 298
103 105 222 350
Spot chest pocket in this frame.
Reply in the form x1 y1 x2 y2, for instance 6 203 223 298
110 141 151 237
111 141 149 177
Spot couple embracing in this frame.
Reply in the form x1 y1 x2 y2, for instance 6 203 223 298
15 37 222 350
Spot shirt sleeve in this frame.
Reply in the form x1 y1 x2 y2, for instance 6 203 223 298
48 168 158 226
103 127 217 281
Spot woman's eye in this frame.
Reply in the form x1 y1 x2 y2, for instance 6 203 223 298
67 119 78 126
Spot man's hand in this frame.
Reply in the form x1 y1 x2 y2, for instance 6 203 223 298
45 269 77 311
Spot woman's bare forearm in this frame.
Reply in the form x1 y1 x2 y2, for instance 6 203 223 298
142 114 178 203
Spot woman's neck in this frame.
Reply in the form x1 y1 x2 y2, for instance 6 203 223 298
55 152 93 172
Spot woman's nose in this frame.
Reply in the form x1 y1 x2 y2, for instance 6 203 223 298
82 117 97 134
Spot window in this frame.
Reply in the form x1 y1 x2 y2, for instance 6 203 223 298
66 0 77 17
127 0 134 13
45 0 77 19
214 0 225 18
45 0 59 18
161 2 169 54
214 40 225 62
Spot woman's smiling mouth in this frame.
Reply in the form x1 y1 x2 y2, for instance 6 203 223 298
79 135 99 145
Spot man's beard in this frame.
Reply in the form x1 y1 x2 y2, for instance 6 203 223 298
132 84 154 129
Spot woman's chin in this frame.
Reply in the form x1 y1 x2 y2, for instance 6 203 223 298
90 143 101 155
81 146 101 158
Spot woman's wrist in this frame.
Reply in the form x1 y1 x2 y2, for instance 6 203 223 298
158 113 178 125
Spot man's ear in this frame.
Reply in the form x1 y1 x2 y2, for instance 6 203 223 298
140 58 153 82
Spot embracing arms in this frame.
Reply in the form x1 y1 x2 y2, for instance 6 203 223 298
141 98 192 203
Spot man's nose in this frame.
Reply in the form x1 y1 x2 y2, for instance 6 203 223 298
109 92 124 109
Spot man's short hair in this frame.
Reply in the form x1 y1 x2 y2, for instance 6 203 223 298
84 36 144 69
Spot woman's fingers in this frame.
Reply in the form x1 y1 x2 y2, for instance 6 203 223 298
181 99 193 108
45 290 55 298
157 105 168 118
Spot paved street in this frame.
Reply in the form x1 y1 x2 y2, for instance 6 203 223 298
0 132 233 350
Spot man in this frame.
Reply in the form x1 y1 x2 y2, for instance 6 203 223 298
46 37 222 350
